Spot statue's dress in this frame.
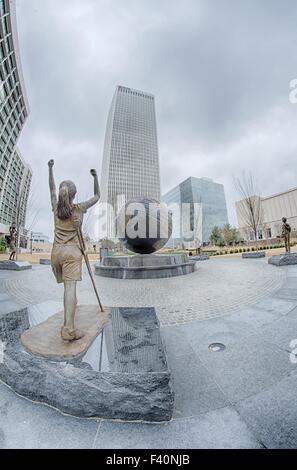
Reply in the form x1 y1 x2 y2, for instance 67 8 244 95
51 203 87 284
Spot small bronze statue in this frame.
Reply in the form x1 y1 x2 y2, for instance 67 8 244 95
8 222 17 261
48 159 100 341
281 217 291 254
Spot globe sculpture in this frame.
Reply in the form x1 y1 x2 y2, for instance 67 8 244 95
95 197 196 278
117 198 173 254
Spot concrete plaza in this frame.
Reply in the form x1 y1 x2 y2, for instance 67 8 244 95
0 257 297 448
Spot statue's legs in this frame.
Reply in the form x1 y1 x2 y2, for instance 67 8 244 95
61 281 83 341
285 235 290 253
287 235 291 254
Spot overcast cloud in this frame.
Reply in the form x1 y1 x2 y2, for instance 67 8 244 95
15 0 297 238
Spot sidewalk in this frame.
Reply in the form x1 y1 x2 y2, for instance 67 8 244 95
0 258 296 448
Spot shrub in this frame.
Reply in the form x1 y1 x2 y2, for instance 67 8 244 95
234 249 239 253
0 238 7 253
239 248 242 253
251 247 255 251
243 248 246 252
230 250 234 254
247 248 250 252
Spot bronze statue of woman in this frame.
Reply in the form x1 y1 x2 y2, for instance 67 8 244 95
8 222 17 261
48 159 100 341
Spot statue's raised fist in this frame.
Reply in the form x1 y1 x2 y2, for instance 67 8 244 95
48 159 55 167
90 169 97 177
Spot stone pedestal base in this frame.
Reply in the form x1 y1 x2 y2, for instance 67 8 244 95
242 252 266 259
21 305 110 360
191 255 210 261
39 259 51 265
268 253 297 266
95 253 196 279
0 304 173 422
0 261 32 271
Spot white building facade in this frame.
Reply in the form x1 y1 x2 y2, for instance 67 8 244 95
100 85 161 240
0 0 31 236
236 187 297 241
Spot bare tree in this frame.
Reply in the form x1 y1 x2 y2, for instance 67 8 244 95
234 171 263 250
193 200 203 255
26 179 42 233
14 175 41 258
14 173 27 260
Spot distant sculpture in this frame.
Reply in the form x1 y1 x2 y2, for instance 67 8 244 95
8 223 17 261
48 159 100 341
281 217 291 254
117 198 173 254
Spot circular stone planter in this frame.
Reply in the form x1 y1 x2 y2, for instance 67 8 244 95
242 251 266 259
95 254 196 279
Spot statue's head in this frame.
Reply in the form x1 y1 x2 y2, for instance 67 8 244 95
282 217 287 223
57 180 77 220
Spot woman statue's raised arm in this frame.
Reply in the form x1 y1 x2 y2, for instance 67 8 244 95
80 169 100 211
48 159 57 210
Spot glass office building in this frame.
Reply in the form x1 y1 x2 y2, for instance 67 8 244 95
0 0 31 234
100 85 161 239
162 176 229 245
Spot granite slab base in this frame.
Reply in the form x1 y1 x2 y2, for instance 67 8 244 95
0 261 32 271
242 252 266 259
95 254 196 279
0 305 173 422
268 253 297 266
21 305 110 360
190 255 210 261
39 259 51 265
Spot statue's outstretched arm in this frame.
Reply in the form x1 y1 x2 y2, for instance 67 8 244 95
80 169 100 211
48 159 57 210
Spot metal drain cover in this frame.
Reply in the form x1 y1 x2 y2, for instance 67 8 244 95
208 343 226 352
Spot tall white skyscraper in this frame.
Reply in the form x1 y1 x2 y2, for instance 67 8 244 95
100 85 161 239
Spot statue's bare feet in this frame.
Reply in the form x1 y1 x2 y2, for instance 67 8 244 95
61 327 84 341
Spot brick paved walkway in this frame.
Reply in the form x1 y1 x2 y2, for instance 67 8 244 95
0 258 285 325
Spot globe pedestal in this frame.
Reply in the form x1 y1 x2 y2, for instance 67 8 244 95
95 253 196 279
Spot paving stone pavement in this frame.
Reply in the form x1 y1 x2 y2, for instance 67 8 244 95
0 257 297 448
0 258 286 325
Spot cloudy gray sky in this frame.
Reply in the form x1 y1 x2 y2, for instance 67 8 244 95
16 0 297 238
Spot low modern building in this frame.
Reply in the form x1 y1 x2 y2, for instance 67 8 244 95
236 187 297 242
0 0 31 237
31 232 50 244
28 232 51 253
162 176 229 246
